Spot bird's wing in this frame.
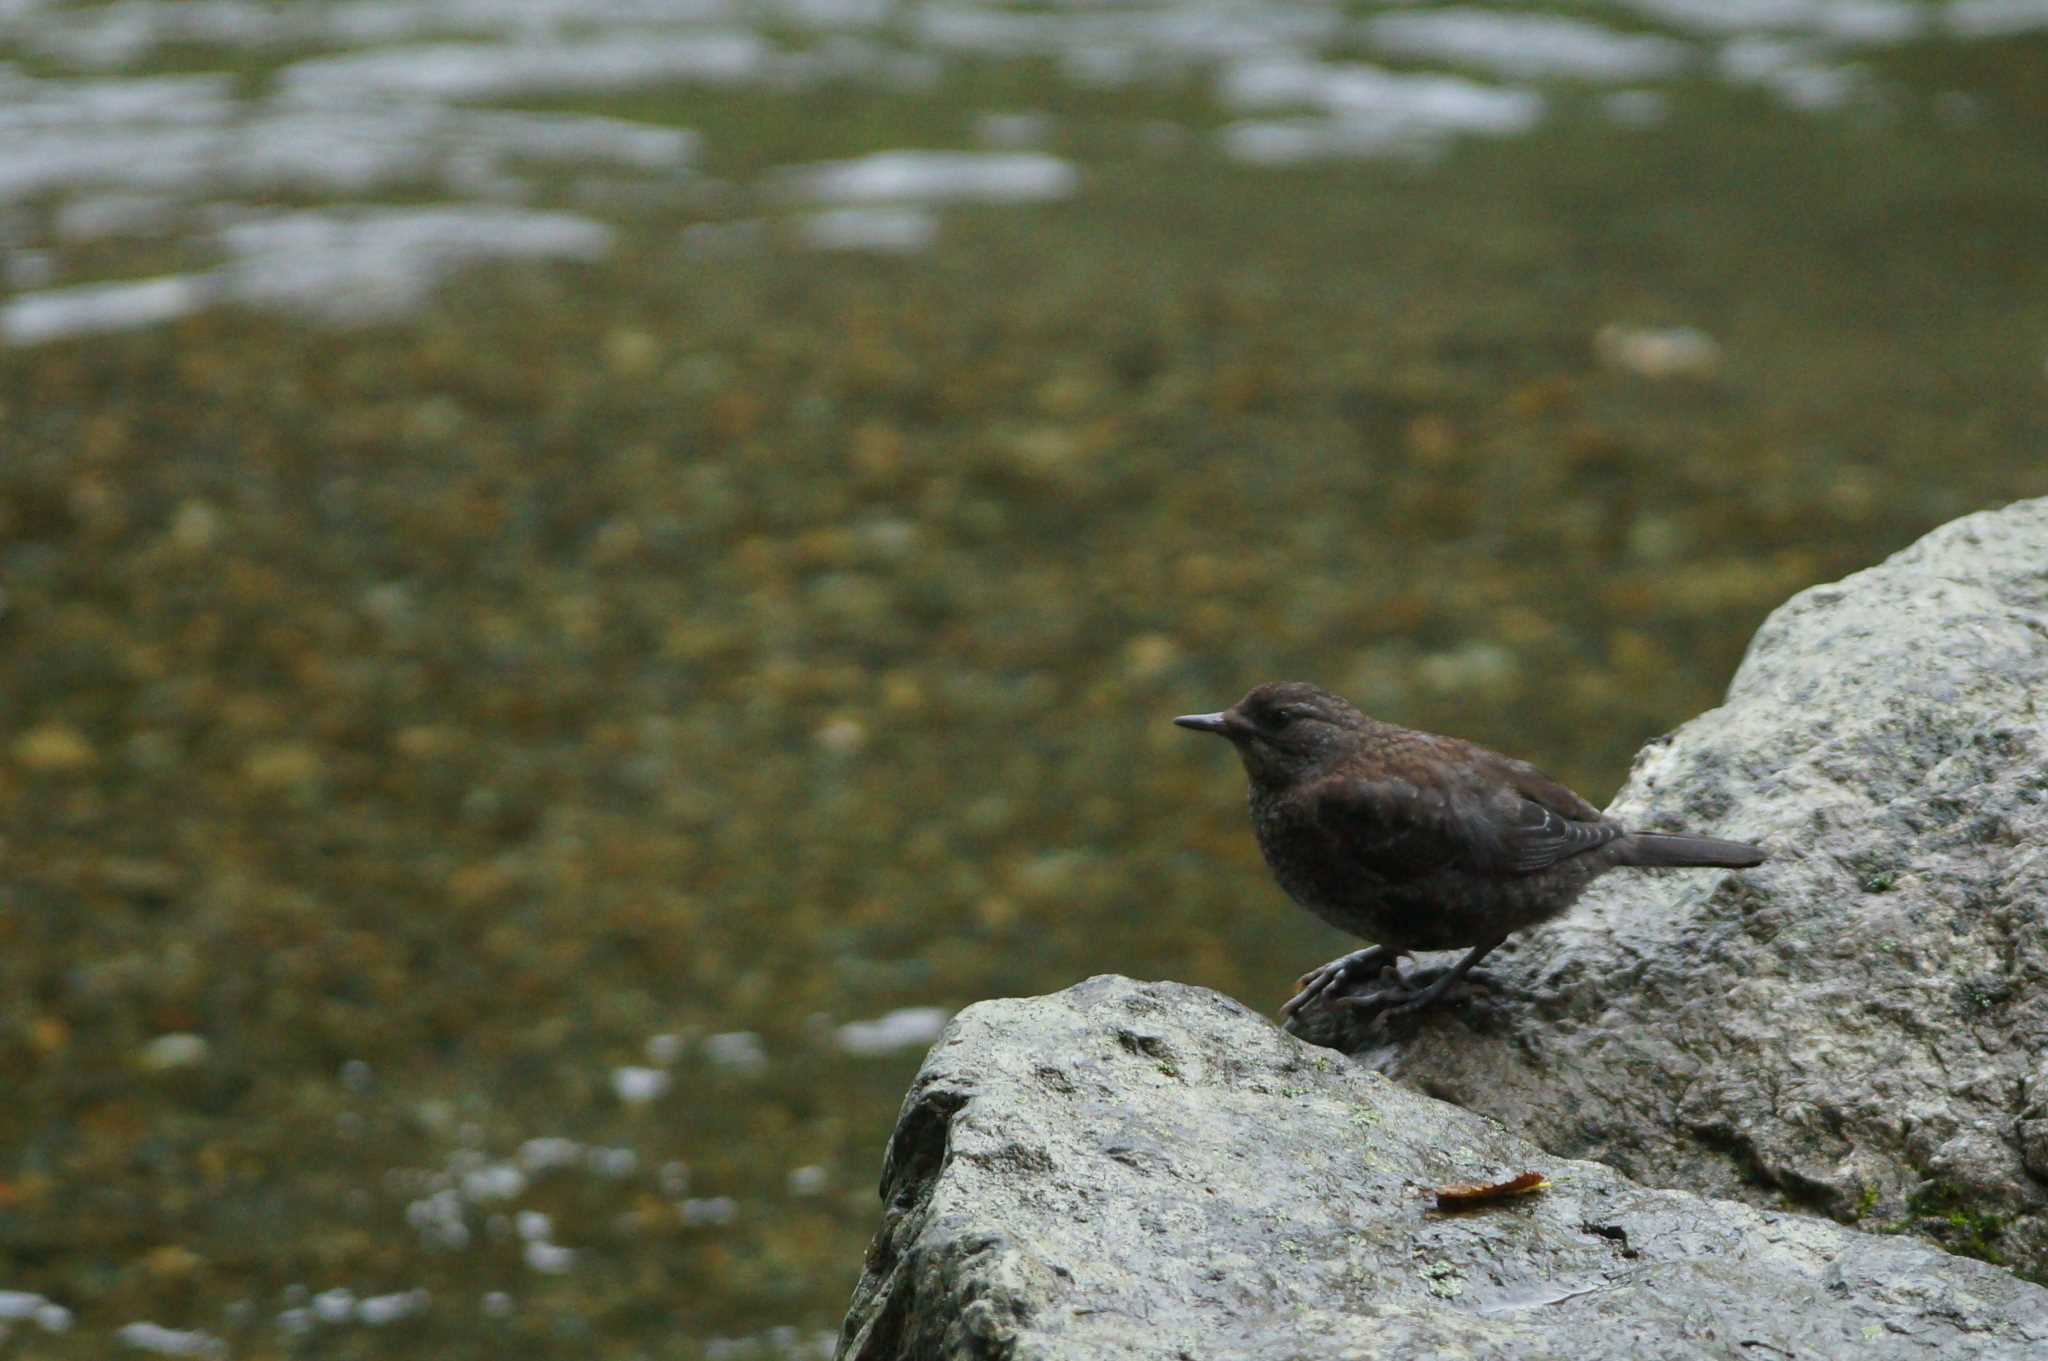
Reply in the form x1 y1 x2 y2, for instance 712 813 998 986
1488 793 1627 872
1308 745 1624 879
1485 751 1626 872
1303 773 1486 881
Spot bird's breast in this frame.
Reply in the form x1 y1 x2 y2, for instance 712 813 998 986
1248 788 1383 907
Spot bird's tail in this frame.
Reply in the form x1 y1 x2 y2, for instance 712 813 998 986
1615 832 1766 869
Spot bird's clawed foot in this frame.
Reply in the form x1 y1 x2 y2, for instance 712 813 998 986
1279 945 1411 1020
1336 964 1499 1020
1282 934 1510 1033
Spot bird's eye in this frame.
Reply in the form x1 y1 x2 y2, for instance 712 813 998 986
1268 706 1300 728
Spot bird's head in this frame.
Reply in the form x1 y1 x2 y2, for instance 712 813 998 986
1174 681 1367 786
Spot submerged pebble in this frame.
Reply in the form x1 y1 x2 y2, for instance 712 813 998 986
611 1066 672 1104
137 1033 208 1071
1595 323 1724 379
113 1323 226 1359
703 1032 769 1072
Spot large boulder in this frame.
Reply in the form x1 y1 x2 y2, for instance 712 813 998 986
1293 496 2048 1277
836 976 2048 1360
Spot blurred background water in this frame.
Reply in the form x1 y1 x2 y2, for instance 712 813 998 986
2 0 2046 1356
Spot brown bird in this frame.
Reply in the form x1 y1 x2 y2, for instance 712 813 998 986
1175 681 1766 1021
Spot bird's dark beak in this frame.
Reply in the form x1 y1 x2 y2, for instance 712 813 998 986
1174 711 1231 734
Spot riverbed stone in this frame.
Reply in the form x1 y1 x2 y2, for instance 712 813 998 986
837 975 2048 1360
1289 495 2048 1277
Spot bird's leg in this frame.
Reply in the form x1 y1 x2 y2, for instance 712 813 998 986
1373 933 1510 1017
1279 944 1411 1019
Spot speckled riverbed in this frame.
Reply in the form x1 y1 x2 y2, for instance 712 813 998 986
3 3 2048 1357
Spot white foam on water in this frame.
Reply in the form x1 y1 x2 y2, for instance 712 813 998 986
1216 117 1428 166
1108 4 1344 64
7 208 616 344
1 274 217 346
323 0 739 43
1946 0 2048 35
767 0 896 29
912 2 1340 62
799 206 938 253
1717 36 1862 110
1219 57 1544 132
11 0 2028 345
4 0 751 65
0 70 236 126
911 4 1058 57
1217 57 1543 163
0 86 694 201
1614 0 1924 42
214 205 615 324
446 108 698 170
26 1 296 69
0 126 223 199
0 1291 72 1332
0 1292 45 1320
833 1005 950 1055
780 150 1077 204
275 31 769 103
1365 10 1695 82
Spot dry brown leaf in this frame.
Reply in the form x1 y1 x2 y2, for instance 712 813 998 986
1434 1171 1549 1211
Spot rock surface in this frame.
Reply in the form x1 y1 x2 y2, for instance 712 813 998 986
836 975 2048 1360
1290 496 2048 1276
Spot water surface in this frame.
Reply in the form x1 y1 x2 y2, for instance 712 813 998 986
3 2 2046 1356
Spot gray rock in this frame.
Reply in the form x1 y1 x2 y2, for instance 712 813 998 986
1291 496 2048 1277
837 976 2048 1360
